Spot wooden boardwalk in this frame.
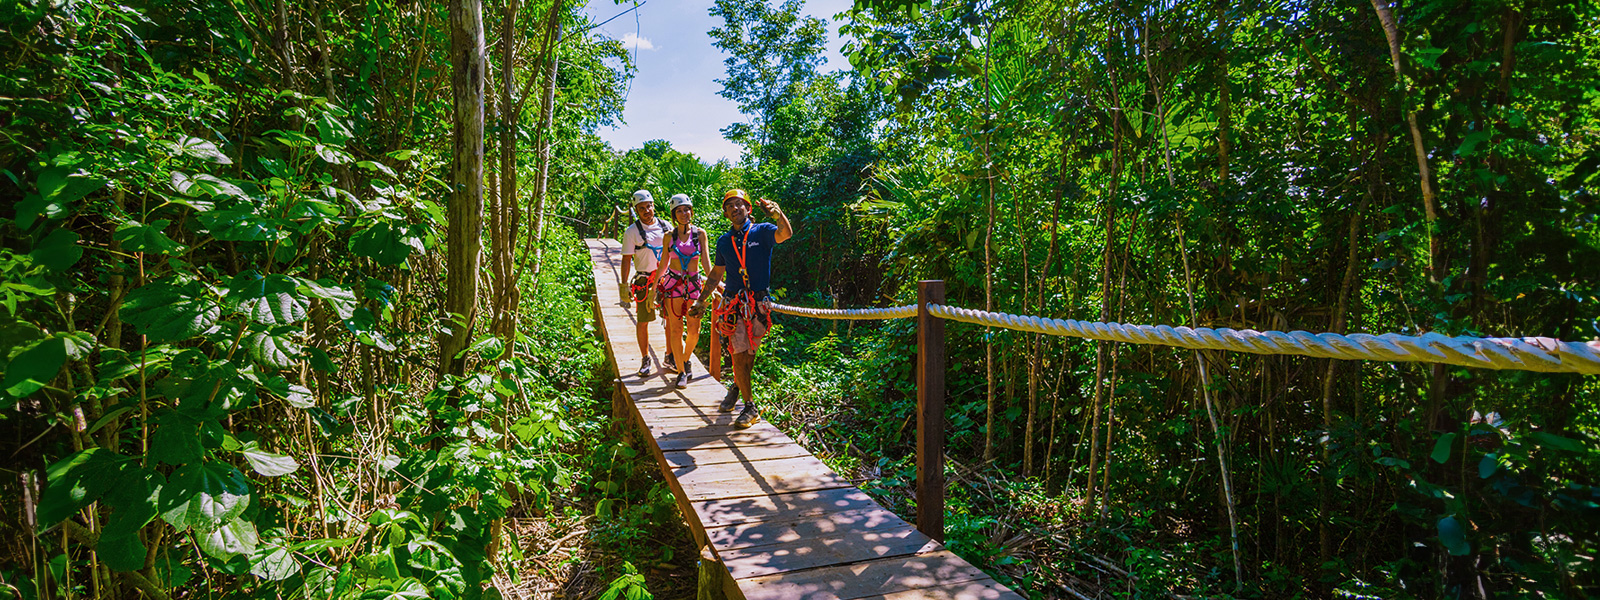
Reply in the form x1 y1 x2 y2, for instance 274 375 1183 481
586 238 1024 600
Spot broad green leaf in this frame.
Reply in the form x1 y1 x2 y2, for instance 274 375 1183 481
23 167 106 228
169 136 233 164
160 461 251 532
350 222 416 267
227 272 310 325
198 517 258 560
1437 516 1470 556
0 319 44 362
38 166 108 205
244 330 302 369
1430 432 1457 464
170 171 245 199
99 531 149 572
292 537 358 553
240 442 300 477
114 219 184 255
59 331 94 359
1478 455 1499 479
1529 432 1588 453
358 579 430 600
355 160 397 178
2 335 66 397
100 467 163 571
314 144 353 165
121 281 221 343
37 448 124 528
1456 130 1492 158
197 208 276 242
249 542 299 581
30 229 83 271
297 279 358 320
149 415 204 465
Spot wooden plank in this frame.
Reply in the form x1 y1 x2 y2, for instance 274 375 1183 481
735 551 991 600
853 579 1024 600
692 488 883 529
663 444 813 469
680 468 852 502
648 419 786 440
705 506 908 550
656 429 796 451
674 455 833 484
720 525 940 579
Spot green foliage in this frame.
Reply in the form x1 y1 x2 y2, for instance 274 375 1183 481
706 0 1600 596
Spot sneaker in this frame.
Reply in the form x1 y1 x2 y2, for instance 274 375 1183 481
719 385 739 412
683 360 694 380
674 371 690 390
664 353 678 373
733 404 760 429
636 356 651 378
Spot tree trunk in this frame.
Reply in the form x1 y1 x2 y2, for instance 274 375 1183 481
981 21 998 464
522 0 563 280
1369 0 1441 283
490 0 521 358
439 0 486 378
1320 191 1372 576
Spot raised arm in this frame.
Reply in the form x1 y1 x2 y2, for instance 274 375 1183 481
758 197 793 244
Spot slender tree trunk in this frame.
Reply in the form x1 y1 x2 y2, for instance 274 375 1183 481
521 0 563 280
1177 220 1242 591
439 0 486 378
1320 191 1372 576
312 0 336 103
1370 0 1440 282
273 0 296 91
981 20 998 464
1085 129 1121 506
490 0 521 358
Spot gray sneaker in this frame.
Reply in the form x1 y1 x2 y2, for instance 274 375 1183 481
719 385 739 412
664 353 677 373
733 404 760 429
674 370 690 390
636 356 651 378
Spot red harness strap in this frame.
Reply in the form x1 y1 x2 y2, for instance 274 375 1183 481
714 222 771 350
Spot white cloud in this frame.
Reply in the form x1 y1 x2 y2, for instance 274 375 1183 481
619 32 655 51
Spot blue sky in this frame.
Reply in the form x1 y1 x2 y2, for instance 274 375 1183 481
579 0 854 163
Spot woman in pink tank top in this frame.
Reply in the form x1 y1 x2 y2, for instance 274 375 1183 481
653 194 711 389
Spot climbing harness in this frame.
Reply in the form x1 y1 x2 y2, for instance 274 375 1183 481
713 221 772 351
659 228 705 319
631 220 665 263
627 219 667 303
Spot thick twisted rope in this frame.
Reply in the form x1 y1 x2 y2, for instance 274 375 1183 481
925 304 1600 375
770 303 918 320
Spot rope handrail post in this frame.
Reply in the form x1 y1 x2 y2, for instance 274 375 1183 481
916 280 946 542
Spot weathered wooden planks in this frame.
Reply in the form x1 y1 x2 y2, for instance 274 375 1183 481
584 238 1023 600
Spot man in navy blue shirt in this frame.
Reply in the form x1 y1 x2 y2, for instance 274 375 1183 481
691 189 793 428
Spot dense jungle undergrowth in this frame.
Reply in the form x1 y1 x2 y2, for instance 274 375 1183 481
0 0 704 598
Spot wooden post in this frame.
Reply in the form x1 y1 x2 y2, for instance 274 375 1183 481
916 280 946 542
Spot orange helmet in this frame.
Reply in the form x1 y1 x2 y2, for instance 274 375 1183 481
722 188 749 207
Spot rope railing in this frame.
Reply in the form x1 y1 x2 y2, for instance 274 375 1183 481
926 304 1600 375
770 302 918 320
763 298 1600 375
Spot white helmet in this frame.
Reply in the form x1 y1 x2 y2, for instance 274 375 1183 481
631 190 654 206
668 194 692 213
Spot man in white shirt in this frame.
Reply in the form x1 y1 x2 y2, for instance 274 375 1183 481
619 190 670 377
